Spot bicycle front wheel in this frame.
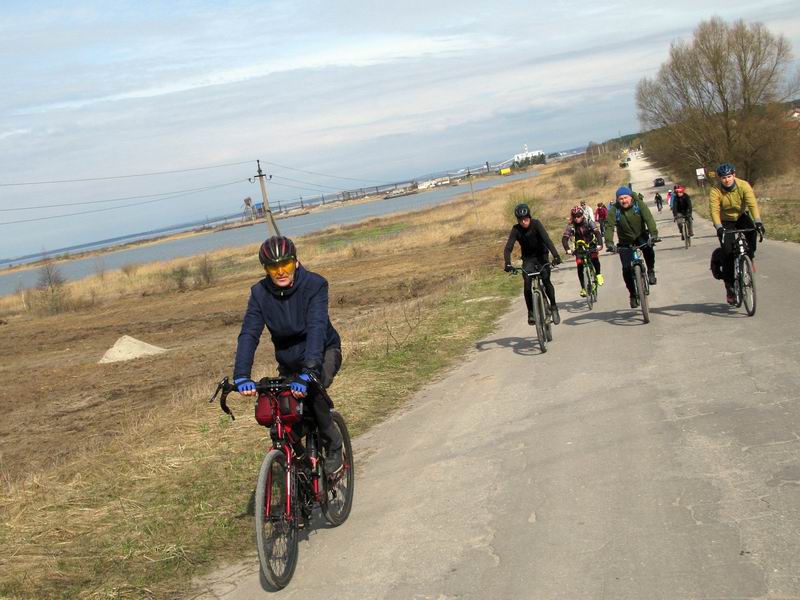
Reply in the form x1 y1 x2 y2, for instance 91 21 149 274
322 411 355 526
634 264 650 324
255 449 299 590
581 266 594 310
533 290 547 353
740 255 756 316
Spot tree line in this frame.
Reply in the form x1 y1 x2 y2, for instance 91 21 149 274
636 17 800 184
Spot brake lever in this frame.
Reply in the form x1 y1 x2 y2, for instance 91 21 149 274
210 377 236 420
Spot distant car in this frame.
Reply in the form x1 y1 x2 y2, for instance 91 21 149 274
619 161 628 168
654 177 665 187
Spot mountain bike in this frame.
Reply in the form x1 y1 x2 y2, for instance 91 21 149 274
509 264 557 352
573 239 599 310
613 241 654 324
722 228 763 316
675 215 692 249
210 374 354 589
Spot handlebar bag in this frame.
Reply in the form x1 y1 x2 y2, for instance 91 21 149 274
255 391 302 426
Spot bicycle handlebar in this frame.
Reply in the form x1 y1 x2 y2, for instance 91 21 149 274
508 264 559 276
210 372 329 421
722 228 764 243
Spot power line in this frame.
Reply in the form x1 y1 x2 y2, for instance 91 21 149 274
258 159 384 184
0 180 245 225
0 179 246 211
0 160 253 187
270 174 345 192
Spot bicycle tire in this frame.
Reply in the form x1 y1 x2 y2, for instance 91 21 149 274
255 449 299 589
634 264 650 324
533 290 547 353
544 300 553 342
581 266 594 310
684 228 690 250
322 411 355 526
740 255 756 316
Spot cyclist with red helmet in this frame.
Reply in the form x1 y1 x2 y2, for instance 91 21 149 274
563 206 604 297
672 185 693 240
710 163 765 304
233 236 344 475
504 203 563 325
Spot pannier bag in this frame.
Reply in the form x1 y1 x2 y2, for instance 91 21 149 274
255 391 303 426
709 247 725 280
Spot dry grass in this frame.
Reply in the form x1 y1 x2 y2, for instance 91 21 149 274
0 156 620 599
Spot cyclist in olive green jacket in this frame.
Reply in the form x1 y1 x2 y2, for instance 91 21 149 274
605 186 660 308
710 163 765 304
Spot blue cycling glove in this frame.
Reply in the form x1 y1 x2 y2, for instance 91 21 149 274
234 377 256 393
290 373 312 396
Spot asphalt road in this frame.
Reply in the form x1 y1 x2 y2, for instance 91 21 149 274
191 155 800 599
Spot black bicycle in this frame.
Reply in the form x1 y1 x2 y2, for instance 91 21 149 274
210 374 354 589
611 241 654 323
509 264 557 352
722 228 763 316
572 239 599 310
675 215 692 249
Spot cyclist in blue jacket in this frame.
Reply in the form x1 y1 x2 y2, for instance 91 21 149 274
233 236 343 474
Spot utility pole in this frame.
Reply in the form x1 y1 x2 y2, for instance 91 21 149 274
251 160 280 236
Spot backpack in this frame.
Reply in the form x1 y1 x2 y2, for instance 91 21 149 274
709 248 725 280
615 200 641 223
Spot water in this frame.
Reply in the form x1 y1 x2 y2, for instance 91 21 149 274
1 171 537 296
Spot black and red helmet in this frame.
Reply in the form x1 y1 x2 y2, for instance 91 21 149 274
259 236 297 266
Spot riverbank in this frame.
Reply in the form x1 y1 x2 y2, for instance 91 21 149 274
0 157 618 599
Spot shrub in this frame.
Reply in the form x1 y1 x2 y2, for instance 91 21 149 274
194 255 215 287
169 266 191 292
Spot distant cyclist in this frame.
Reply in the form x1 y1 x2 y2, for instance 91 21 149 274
595 203 608 240
504 203 563 325
604 187 660 308
654 192 663 212
233 236 344 475
579 200 595 223
563 206 603 297
672 185 693 240
709 163 765 304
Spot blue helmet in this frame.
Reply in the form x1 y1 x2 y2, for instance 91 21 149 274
716 163 735 177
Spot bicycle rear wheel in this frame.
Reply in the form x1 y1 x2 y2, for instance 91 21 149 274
255 449 298 590
740 255 756 316
634 264 650 324
322 411 355 526
581 265 594 310
533 290 547 353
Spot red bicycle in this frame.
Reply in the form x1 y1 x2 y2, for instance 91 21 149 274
210 374 354 589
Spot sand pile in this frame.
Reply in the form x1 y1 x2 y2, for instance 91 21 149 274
99 335 167 364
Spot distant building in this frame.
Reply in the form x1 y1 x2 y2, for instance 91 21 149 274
513 149 544 164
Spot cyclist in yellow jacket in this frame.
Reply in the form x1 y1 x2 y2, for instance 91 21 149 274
709 163 765 304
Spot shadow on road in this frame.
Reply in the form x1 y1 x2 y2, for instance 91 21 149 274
563 308 647 327
650 302 749 319
475 335 542 356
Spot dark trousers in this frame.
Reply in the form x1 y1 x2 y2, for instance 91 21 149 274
576 254 601 287
721 214 757 287
279 347 343 451
618 236 655 296
522 258 556 311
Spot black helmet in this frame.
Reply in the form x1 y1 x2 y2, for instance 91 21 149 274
514 203 531 219
716 163 735 177
259 236 297 266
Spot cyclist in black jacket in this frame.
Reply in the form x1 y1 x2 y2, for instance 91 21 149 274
233 236 343 475
671 185 693 240
504 203 563 325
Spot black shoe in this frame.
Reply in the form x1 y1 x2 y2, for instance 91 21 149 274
630 296 639 308
680 235 685 241
324 446 343 476
527 310 535 325
551 306 560 325
647 271 657 285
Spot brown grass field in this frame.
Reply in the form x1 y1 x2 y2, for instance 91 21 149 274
0 157 620 599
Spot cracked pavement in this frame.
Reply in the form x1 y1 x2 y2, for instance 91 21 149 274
188 155 800 599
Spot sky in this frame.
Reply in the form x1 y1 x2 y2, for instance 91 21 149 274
1 0 799 260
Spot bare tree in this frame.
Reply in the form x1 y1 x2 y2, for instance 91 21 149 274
36 259 70 313
637 18 800 183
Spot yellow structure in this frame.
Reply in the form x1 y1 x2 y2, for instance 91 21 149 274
500 167 512 175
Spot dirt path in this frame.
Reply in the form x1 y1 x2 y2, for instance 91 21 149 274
189 155 800 599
